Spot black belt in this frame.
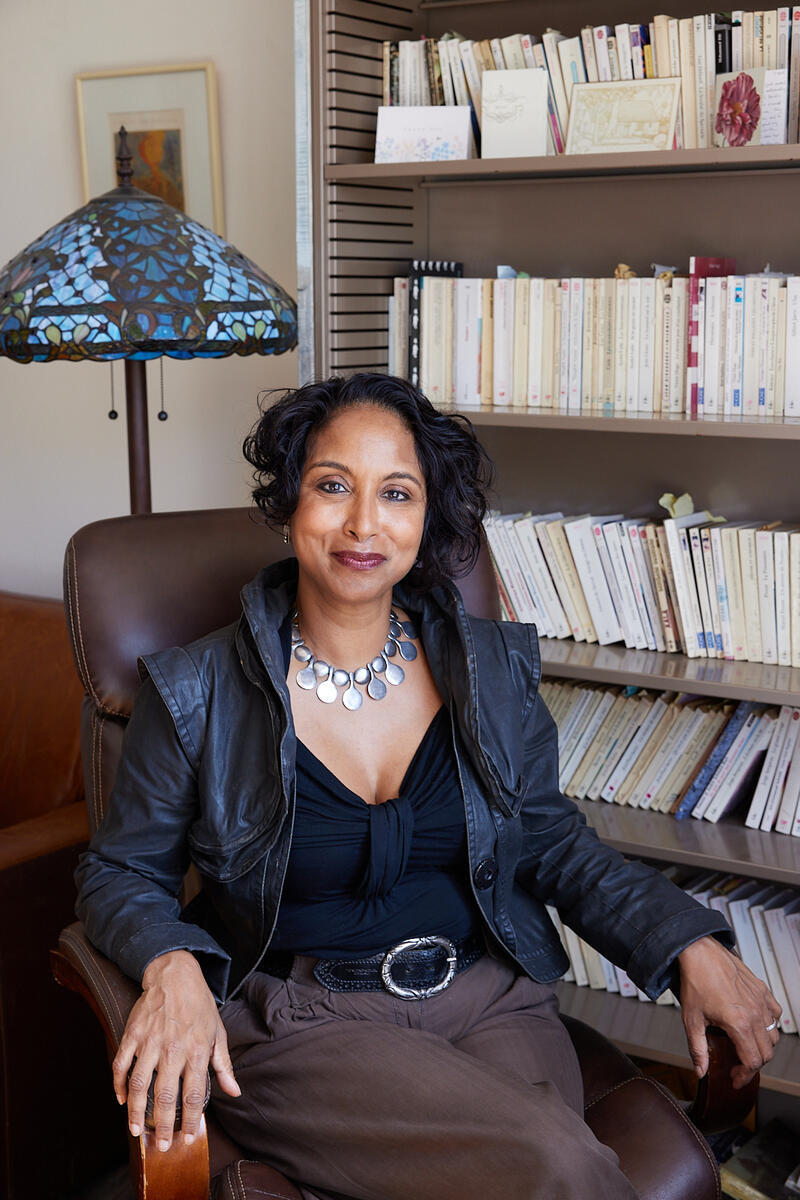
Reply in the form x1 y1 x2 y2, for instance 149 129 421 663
262 932 484 1000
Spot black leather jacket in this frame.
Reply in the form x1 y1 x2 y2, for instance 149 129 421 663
75 558 731 1003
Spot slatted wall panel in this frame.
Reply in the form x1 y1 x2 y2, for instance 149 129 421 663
326 180 420 372
320 0 423 375
325 0 414 165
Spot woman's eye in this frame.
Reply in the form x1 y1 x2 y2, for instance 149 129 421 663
383 488 410 502
318 479 346 494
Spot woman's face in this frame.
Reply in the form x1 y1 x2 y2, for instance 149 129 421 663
290 403 427 608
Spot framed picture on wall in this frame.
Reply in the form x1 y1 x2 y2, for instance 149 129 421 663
75 62 225 234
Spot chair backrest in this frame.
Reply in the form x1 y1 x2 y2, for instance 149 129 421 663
0 591 83 828
64 507 498 833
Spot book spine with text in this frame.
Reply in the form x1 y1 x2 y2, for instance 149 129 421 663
785 277 800 415
407 259 463 389
593 26 613 80
626 277 642 414
568 278 584 413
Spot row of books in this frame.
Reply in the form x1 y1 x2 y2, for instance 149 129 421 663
382 10 800 153
388 262 800 417
551 865 800 1034
543 674 800 832
483 509 800 665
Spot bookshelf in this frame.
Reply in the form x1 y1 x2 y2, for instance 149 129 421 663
466 411 800 438
326 144 800 181
556 980 800 1097
538 642 800 704
295 0 800 1086
575 797 800 888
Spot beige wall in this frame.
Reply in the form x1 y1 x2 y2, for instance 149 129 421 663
0 0 297 597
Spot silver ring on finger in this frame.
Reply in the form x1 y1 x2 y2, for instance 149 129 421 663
765 1020 778 1032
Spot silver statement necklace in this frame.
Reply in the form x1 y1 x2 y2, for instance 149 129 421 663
291 608 418 710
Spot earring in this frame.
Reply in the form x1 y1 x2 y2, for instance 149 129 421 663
283 524 290 545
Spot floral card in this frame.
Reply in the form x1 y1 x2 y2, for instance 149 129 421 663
713 69 788 148
374 105 474 163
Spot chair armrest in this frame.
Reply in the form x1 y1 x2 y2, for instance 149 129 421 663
0 801 88 872
52 922 140 1048
52 922 211 1200
563 1014 725 1200
562 1014 758 1135
685 1025 760 1135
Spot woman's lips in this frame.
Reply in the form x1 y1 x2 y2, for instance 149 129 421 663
332 551 386 569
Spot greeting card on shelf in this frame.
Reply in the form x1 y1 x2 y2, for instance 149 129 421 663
481 69 549 159
374 105 474 163
565 78 681 154
713 69 789 147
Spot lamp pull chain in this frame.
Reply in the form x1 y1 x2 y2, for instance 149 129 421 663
108 362 118 420
158 358 168 421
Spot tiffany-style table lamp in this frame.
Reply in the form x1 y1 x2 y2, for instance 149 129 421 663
0 130 297 514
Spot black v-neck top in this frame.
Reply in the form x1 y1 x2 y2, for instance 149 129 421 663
270 620 478 957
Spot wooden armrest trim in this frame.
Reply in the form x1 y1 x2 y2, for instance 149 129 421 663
53 924 212 1131
53 927 213 1199
137 1116 210 1200
686 1026 759 1135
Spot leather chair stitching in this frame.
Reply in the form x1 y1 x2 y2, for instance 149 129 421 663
66 542 100 707
584 1076 720 1195
91 711 102 831
69 539 129 719
64 546 84 686
62 929 123 1040
639 1076 721 1188
231 1160 299 1200
96 712 106 827
584 1077 641 1111
62 929 126 1044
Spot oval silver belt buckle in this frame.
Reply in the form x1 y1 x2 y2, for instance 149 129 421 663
380 935 458 1000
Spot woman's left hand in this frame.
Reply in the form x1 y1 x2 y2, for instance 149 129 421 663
677 935 782 1088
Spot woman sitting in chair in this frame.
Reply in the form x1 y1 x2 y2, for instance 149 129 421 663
76 373 780 1200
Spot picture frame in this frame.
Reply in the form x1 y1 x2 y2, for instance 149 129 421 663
75 62 224 234
565 78 682 155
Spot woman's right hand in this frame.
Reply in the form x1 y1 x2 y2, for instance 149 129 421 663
112 949 241 1151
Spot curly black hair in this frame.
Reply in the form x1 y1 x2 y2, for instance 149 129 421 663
243 373 494 588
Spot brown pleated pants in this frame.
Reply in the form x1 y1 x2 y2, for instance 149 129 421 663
213 953 639 1200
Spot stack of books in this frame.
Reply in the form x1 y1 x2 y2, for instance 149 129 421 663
388 260 800 418
542 676 800 831
553 864 800 1035
382 10 800 153
482 509 800 665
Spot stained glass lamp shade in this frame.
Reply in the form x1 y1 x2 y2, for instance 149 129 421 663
0 134 297 513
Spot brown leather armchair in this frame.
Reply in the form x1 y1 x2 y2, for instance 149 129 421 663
52 508 756 1200
0 591 125 1198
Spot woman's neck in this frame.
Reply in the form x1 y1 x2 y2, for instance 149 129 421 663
293 583 395 671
